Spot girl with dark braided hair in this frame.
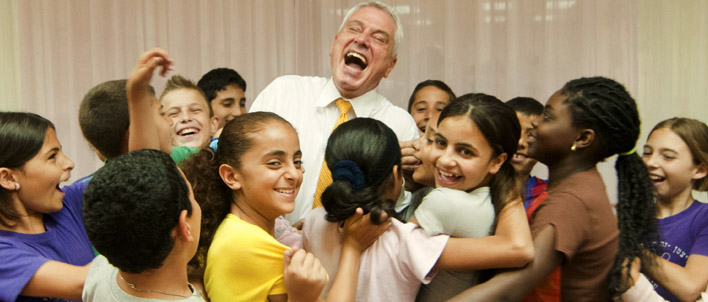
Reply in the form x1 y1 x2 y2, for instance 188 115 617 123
449 76 656 301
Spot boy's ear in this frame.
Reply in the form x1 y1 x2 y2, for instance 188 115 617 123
574 129 595 150
0 168 18 191
175 209 194 242
209 116 219 136
488 152 507 175
219 164 242 190
87 142 107 162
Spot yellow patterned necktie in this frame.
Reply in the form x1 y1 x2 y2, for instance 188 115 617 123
312 99 352 208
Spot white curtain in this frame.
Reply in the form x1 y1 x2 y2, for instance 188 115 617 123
1 0 707 202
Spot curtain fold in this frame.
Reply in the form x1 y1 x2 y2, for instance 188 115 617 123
2 0 706 205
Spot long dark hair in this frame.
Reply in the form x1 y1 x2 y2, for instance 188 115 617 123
559 77 657 295
181 111 293 267
0 112 54 228
437 93 522 218
321 118 401 225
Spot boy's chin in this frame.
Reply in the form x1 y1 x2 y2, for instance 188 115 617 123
174 136 208 148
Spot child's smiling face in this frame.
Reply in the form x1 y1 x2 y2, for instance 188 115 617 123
162 88 216 148
412 112 440 187
13 127 74 216
528 90 578 167
431 115 505 191
643 128 707 203
230 120 304 219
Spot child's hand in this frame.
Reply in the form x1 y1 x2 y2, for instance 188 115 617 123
126 48 172 152
618 257 641 293
399 139 420 172
283 248 327 302
341 208 391 253
127 48 173 92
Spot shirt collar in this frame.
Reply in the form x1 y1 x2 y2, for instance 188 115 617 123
316 78 381 117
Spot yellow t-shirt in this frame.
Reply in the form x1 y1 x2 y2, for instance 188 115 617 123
205 214 289 302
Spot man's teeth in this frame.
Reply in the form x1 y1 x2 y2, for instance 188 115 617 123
275 188 294 194
514 154 526 159
345 52 368 69
346 52 367 64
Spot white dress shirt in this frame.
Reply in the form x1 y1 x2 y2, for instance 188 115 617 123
250 75 418 223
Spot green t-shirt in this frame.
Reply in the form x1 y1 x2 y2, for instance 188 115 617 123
170 145 200 164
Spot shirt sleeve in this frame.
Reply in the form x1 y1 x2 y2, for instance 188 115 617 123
400 226 450 284
531 191 588 262
0 242 50 301
250 77 281 113
618 273 668 302
690 208 708 257
414 189 459 236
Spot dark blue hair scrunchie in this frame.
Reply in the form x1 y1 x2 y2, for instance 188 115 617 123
332 160 366 191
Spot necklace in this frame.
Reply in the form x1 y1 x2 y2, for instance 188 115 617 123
119 273 192 298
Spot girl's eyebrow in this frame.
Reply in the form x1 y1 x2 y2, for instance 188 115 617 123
657 147 679 154
44 147 60 157
455 141 478 154
265 150 285 157
264 149 303 157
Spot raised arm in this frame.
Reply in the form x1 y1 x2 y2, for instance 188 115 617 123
126 48 172 151
447 225 562 302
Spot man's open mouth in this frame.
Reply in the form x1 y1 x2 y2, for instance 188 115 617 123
344 52 368 70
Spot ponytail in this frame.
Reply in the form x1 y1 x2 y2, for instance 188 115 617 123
488 162 522 222
609 151 658 294
322 179 395 225
559 77 658 295
182 148 233 268
320 118 401 225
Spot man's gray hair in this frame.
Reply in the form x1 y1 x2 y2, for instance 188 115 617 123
337 1 403 57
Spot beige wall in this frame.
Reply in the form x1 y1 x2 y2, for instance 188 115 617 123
0 0 20 111
1 0 706 204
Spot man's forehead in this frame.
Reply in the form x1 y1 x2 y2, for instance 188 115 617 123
346 6 396 32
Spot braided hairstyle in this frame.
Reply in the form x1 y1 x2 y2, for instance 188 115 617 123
321 118 401 225
181 111 293 268
559 77 657 295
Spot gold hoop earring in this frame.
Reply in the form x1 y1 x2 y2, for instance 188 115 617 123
570 144 577 151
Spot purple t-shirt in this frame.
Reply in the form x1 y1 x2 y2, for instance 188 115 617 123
0 179 95 302
651 201 708 302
